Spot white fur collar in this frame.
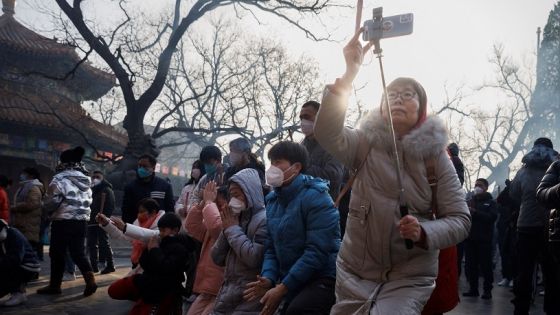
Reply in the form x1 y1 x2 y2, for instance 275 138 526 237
358 110 449 159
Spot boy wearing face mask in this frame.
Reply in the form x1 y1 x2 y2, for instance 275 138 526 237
245 141 340 315
0 219 40 306
122 154 174 224
463 178 498 300
300 101 344 202
211 168 268 314
87 170 116 274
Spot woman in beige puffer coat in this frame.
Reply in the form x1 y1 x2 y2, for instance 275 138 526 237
314 29 471 315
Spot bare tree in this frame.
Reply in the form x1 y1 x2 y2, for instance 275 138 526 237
50 0 339 173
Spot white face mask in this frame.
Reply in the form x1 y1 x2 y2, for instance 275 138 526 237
473 186 484 195
228 197 247 214
0 228 7 242
229 152 243 167
266 165 296 188
300 119 314 137
92 178 102 187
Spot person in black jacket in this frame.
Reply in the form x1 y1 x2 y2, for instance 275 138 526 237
536 159 560 315
510 138 559 315
496 179 518 287
107 213 196 314
122 154 174 224
87 170 116 274
0 219 40 306
463 178 498 300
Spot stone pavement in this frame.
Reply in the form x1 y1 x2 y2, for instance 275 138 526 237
0 245 134 315
0 244 548 315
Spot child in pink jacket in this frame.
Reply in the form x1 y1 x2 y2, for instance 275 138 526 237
185 181 225 315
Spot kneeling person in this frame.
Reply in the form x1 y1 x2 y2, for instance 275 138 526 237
0 219 41 306
108 213 196 314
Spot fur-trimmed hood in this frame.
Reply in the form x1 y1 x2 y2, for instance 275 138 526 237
358 111 449 159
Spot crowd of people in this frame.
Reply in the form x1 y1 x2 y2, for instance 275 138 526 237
0 28 559 315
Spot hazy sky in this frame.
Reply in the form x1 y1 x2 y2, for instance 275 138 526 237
13 0 556 113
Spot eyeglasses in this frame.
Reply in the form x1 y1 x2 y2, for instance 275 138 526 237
386 91 416 101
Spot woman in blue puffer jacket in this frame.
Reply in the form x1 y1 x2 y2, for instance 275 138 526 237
244 141 341 315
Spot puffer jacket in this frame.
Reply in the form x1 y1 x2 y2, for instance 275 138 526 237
261 174 340 298
11 179 44 242
185 199 224 296
315 88 471 314
49 169 92 221
211 169 268 315
0 227 41 273
510 145 558 228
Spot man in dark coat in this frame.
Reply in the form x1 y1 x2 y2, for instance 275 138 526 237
87 170 116 274
122 155 174 224
510 137 559 315
463 178 498 300
300 101 344 201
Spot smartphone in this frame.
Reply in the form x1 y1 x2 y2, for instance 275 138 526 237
363 12 414 41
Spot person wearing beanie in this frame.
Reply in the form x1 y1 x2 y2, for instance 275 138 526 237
312 30 470 314
37 146 97 297
0 219 41 306
510 137 560 314
104 212 197 314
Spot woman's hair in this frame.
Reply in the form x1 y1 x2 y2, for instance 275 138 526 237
186 160 206 186
137 198 160 214
23 167 41 180
268 141 309 172
383 77 428 128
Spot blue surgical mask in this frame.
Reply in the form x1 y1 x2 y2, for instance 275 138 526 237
19 174 28 182
204 163 217 176
137 167 152 179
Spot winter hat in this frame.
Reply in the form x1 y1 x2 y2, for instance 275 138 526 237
157 213 182 230
60 146 85 163
382 77 428 129
534 137 553 149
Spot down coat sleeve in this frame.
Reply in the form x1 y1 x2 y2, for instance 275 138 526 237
221 212 267 269
211 232 230 267
314 87 360 169
124 224 160 241
419 151 471 250
537 161 560 209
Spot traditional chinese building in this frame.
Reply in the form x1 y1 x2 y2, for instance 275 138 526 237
0 0 126 185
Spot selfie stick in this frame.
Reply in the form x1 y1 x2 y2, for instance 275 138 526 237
363 6 414 250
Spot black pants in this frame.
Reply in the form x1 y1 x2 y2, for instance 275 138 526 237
465 239 493 292
513 227 560 315
49 220 92 287
0 266 37 297
282 277 335 315
499 226 516 280
457 241 465 278
87 225 114 268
